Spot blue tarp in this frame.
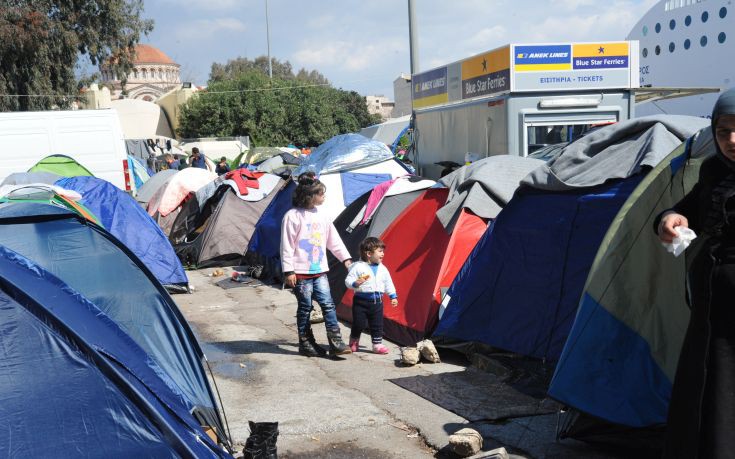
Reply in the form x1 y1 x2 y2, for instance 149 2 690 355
0 245 229 457
433 176 643 361
55 176 188 288
0 202 224 443
340 172 391 207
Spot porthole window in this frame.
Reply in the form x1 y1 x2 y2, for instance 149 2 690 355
643 25 648 36
701 35 708 47
685 15 692 26
720 7 727 19
684 38 691 49
702 11 709 23
655 45 661 55
669 42 676 52
670 19 676 30
642 47 649 58
719 32 727 44
655 23 662 33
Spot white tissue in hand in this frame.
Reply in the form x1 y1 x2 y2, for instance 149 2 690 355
662 226 697 257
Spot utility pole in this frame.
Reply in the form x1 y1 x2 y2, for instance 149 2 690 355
408 0 420 172
265 0 273 79
408 0 419 75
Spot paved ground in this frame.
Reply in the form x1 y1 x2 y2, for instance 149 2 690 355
176 268 639 459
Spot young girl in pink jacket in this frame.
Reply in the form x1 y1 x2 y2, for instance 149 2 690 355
281 172 353 357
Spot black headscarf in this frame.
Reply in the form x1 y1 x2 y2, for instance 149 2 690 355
712 88 735 169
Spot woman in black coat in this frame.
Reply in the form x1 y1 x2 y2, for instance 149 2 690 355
657 88 735 458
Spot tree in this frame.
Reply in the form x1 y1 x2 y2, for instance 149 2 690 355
210 56 330 86
0 1 152 111
179 62 377 146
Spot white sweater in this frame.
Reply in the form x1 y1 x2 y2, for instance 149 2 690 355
345 261 397 299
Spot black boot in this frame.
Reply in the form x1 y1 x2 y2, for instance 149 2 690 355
326 328 352 356
298 336 321 357
304 328 327 357
242 420 278 459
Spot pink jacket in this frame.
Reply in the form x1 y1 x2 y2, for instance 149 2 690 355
280 207 351 274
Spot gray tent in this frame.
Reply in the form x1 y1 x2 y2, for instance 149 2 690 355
136 169 178 205
1 172 61 186
171 176 285 268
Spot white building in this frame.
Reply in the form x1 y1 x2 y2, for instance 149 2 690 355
365 95 395 121
100 44 182 102
392 73 412 117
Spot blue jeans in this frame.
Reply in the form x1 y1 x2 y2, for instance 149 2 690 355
295 274 339 336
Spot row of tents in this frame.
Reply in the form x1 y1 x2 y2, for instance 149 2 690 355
125 118 712 440
0 114 713 452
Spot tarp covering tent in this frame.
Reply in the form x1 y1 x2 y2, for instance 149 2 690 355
327 176 443 345
548 127 714 429
1 171 61 185
359 115 411 150
0 245 230 458
433 115 710 361
0 202 228 447
28 154 94 177
171 172 284 268
293 134 410 221
56 176 189 290
136 168 178 205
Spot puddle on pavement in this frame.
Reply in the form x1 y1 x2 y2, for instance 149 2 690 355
201 341 258 380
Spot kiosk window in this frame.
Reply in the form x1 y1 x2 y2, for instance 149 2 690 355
525 123 601 155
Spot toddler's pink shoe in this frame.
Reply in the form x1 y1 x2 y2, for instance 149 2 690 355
349 338 359 353
372 343 389 354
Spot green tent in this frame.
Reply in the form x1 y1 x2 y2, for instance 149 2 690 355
29 154 94 177
549 129 714 428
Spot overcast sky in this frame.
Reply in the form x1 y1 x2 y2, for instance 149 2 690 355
141 0 658 97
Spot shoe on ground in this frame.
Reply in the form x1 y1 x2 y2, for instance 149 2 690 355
372 343 389 354
349 338 359 353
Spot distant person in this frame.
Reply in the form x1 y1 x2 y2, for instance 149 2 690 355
280 172 353 358
189 147 207 169
215 156 230 175
164 153 180 170
176 154 187 170
344 237 397 354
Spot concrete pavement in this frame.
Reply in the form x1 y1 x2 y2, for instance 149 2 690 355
176 268 632 458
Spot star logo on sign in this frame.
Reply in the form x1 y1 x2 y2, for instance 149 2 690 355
598 46 605 54
482 58 487 72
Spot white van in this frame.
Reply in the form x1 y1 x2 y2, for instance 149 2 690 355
0 109 133 191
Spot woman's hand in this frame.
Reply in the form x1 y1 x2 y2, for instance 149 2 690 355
658 212 689 243
285 273 297 288
343 259 352 269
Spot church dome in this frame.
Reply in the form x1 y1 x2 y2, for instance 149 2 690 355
133 44 175 65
